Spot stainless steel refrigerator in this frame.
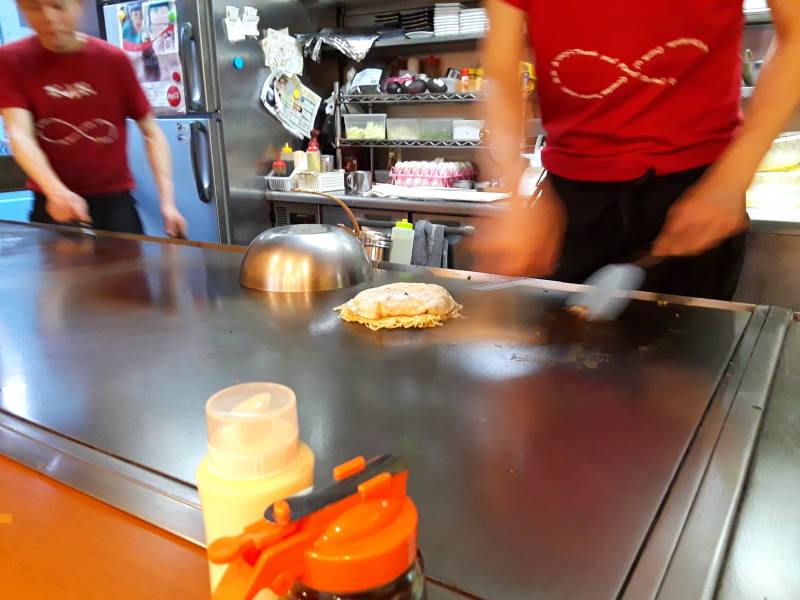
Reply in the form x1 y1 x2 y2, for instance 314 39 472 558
98 0 314 244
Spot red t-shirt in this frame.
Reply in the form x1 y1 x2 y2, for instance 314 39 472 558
0 36 151 195
503 0 743 181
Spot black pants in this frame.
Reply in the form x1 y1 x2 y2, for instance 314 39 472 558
549 166 747 301
31 191 144 235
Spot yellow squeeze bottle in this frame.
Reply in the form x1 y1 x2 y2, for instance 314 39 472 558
196 382 315 596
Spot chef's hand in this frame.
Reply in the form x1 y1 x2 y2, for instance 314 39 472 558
46 188 91 224
473 179 566 277
162 204 188 239
652 180 748 257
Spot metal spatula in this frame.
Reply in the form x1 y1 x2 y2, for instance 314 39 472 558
567 255 662 320
74 220 96 236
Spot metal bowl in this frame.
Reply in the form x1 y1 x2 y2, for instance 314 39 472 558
240 224 373 292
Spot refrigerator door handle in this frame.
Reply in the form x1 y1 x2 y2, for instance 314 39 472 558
190 122 213 204
180 22 201 112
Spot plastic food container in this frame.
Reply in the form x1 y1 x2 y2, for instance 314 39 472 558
293 170 346 193
387 118 421 140
757 133 800 172
442 78 458 93
453 119 483 141
343 114 387 140
419 118 452 141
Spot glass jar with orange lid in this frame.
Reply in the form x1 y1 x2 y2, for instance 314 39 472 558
209 455 427 600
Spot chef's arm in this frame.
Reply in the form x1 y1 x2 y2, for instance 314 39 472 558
1 107 90 222
137 113 186 237
474 0 566 277
482 0 527 199
704 0 800 194
2 107 70 197
137 113 175 209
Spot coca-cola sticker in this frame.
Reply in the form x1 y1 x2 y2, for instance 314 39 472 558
167 85 181 107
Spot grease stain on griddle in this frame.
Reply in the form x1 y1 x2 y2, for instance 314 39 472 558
511 343 611 370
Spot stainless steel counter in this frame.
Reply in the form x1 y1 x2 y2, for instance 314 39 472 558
268 189 800 228
0 221 794 600
268 189 509 218
717 319 800 600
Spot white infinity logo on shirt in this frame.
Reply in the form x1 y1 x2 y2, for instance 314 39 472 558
35 118 119 145
550 38 710 100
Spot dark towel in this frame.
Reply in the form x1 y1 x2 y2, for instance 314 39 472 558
411 220 448 268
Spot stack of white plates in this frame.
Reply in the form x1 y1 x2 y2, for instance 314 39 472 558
434 3 462 37
459 7 489 34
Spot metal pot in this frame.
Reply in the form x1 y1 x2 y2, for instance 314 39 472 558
240 224 373 292
359 230 391 262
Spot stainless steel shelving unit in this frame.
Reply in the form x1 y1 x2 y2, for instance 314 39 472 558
334 82 485 171
339 139 483 149
372 32 484 49
340 91 483 104
364 8 770 52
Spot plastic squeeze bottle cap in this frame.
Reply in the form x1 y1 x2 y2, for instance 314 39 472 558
209 455 419 599
281 143 293 154
205 382 299 480
307 129 320 151
394 219 413 229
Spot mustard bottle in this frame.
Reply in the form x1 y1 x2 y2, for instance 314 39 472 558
196 382 315 596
